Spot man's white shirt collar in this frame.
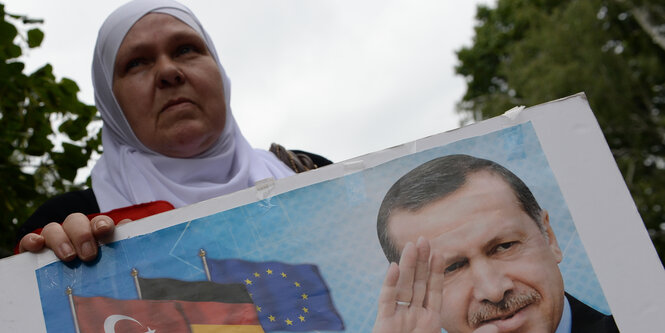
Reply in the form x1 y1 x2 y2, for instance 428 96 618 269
555 295 572 333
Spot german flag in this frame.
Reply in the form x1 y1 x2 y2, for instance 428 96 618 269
137 277 264 332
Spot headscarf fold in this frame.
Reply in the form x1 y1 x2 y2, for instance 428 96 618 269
91 0 294 211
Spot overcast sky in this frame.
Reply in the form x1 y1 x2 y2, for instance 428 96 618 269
5 0 493 164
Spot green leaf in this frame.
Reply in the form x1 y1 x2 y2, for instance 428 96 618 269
59 77 80 95
26 28 44 48
0 20 17 44
5 43 21 58
25 126 54 156
31 63 54 80
59 117 88 141
52 142 88 181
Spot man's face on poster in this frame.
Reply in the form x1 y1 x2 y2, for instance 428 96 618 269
387 171 566 333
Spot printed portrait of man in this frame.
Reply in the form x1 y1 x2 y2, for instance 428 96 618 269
373 154 619 333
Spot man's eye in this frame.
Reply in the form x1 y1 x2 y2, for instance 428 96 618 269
495 241 516 253
444 260 467 274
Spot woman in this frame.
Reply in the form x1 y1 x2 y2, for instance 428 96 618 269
16 0 329 261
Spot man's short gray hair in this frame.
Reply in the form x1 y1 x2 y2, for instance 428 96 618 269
377 154 544 263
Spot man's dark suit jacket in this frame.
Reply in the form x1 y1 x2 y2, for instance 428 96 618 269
568 293 619 333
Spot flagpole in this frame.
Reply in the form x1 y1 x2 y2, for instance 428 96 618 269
66 286 81 333
131 268 142 300
199 248 211 281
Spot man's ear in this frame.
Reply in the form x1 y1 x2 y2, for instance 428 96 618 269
541 210 563 263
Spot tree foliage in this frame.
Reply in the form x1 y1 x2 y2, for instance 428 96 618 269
0 4 101 257
456 0 665 263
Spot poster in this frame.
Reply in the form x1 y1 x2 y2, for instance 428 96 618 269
1 94 663 332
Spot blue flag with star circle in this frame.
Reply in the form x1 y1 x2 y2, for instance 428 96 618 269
207 258 344 331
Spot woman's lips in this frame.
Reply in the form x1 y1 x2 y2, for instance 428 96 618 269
161 98 194 112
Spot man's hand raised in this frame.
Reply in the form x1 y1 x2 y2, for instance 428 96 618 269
372 236 499 333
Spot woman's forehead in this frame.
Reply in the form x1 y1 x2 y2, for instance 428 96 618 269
110 7 204 58
113 12 207 73
120 13 201 49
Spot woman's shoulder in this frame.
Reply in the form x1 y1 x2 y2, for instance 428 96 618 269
16 188 100 242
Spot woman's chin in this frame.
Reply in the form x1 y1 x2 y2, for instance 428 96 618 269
146 125 222 158
151 135 218 158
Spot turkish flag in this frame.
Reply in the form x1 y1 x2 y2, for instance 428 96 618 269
73 296 190 333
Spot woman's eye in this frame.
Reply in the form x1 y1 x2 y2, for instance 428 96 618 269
125 59 143 71
176 45 194 56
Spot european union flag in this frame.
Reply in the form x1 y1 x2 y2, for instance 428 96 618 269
207 258 344 331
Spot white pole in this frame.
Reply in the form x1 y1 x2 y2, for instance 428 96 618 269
131 268 142 300
66 286 81 333
199 249 211 281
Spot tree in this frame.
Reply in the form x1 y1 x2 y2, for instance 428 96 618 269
0 3 101 258
456 0 665 264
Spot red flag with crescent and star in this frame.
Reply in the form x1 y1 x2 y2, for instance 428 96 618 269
73 296 190 333
74 295 265 332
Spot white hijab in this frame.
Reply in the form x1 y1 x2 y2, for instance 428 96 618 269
90 0 294 212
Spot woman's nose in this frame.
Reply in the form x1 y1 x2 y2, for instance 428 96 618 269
155 57 185 88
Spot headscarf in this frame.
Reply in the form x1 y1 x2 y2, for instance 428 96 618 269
90 0 294 212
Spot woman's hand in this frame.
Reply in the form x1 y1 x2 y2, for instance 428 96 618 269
372 237 499 333
18 213 127 262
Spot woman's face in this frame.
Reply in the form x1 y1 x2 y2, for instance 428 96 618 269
113 13 226 158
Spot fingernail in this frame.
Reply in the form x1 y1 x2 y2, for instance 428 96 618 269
81 241 95 258
59 243 75 259
96 219 111 231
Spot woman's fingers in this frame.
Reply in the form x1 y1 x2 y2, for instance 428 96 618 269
116 218 133 226
91 215 116 238
60 213 99 261
18 233 45 253
410 236 431 307
394 242 418 305
19 214 121 262
376 262 401 317
41 222 77 261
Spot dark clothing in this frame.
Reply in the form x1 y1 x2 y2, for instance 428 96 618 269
16 149 332 244
568 294 619 333
16 188 100 244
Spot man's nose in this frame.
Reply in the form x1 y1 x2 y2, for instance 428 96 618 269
155 56 185 88
470 260 514 303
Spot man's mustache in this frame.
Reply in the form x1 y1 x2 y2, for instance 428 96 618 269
469 289 542 327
